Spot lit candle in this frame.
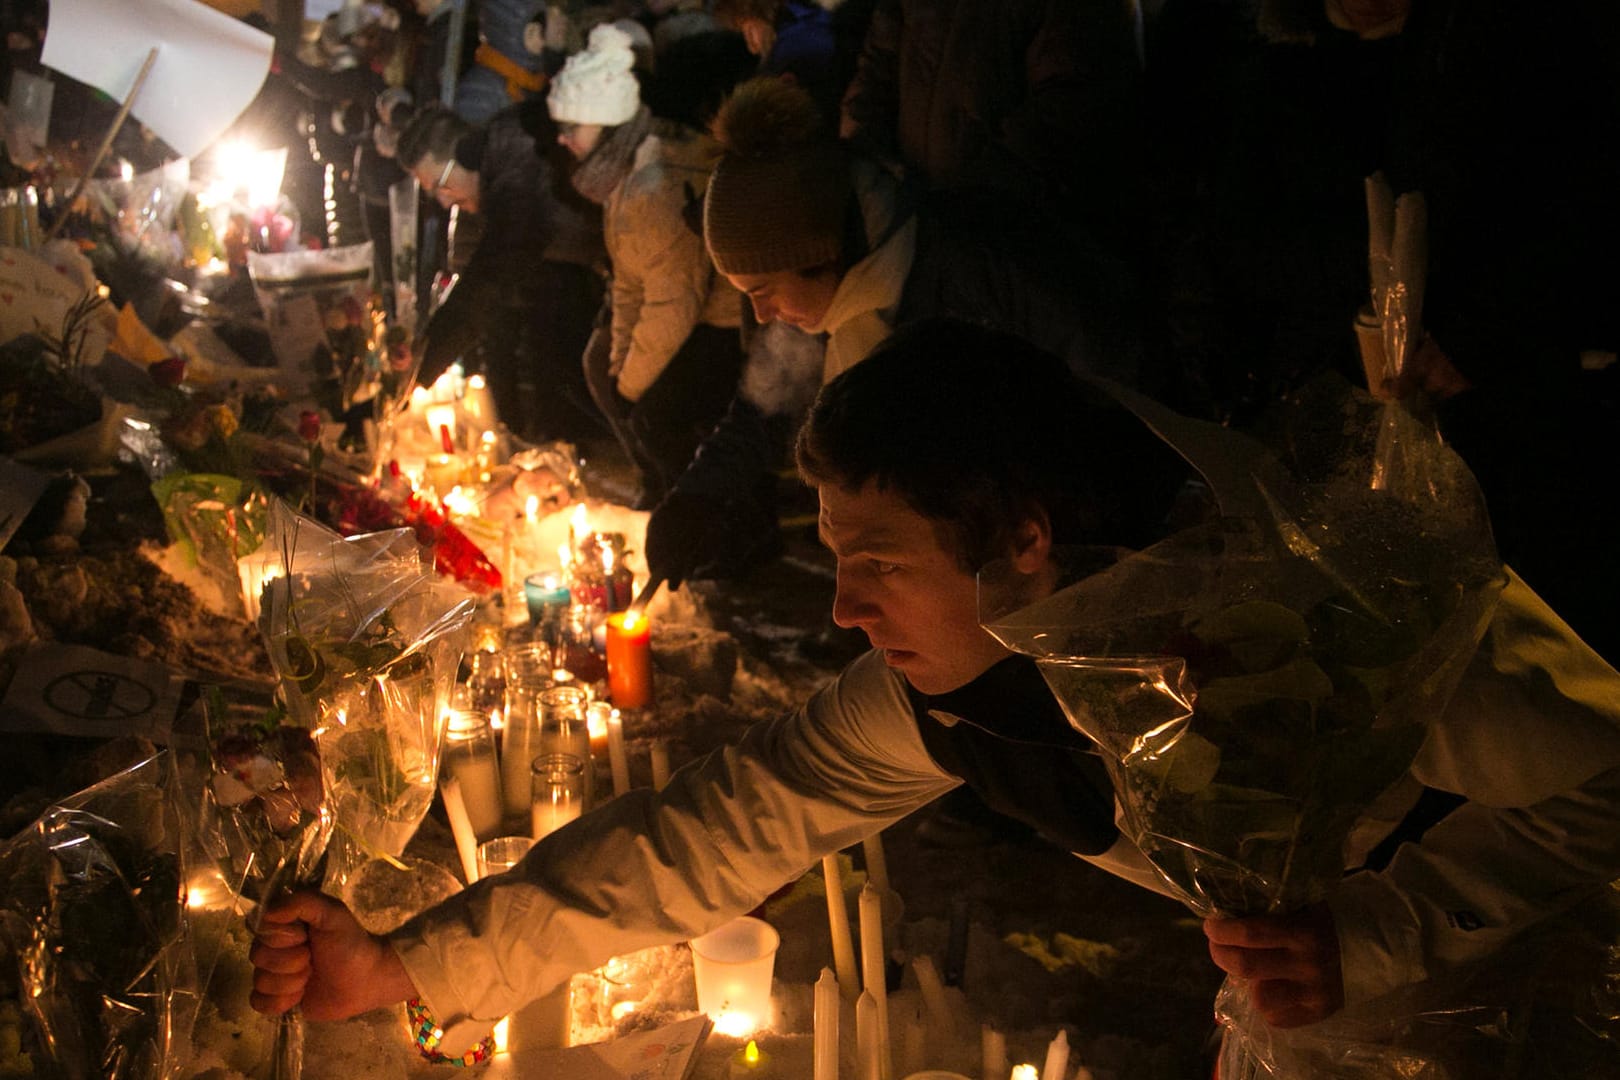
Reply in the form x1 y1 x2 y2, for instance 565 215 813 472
1042 1029 1070 1080
858 883 891 1080
236 547 283 623
1010 1067 1038 1080
523 572 570 626
460 372 495 435
425 403 457 448
814 968 839 1080
604 610 654 709
530 754 584 840
823 855 859 999
856 991 880 1080
606 709 630 798
650 740 671 790
981 1026 1006 1080
729 1039 772 1079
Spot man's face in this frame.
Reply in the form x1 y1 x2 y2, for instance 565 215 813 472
412 153 479 212
725 268 841 331
819 480 1010 694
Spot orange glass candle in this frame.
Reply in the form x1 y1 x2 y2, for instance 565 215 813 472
605 610 653 708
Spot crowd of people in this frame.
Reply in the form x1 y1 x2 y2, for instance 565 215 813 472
7 0 1620 1074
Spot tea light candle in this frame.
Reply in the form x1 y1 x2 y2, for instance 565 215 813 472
730 1039 772 1079
604 610 653 708
606 709 630 798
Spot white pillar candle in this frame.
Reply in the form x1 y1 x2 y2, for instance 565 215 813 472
981 1026 1006 1080
650 740 671 790
814 967 839 1080
439 777 480 884
858 884 891 1080
1042 1029 1070 1080
823 855 859 998
607 710 630 797
531 797 581 840
862 834 890 897
855 991 880 1080
912 955 953 1047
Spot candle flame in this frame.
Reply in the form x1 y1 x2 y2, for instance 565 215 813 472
443 486 478 516
621 609 642 632
713 1011 757 1039
525 494 540 521
468 373 486 391
1011 1066 1039 1080
492 1015 511 1053
558 542 573 569
744 1040 761 1065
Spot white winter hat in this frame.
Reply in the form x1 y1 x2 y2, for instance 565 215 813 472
548 23 641 126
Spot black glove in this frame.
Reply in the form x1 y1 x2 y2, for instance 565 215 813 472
644 490 725 590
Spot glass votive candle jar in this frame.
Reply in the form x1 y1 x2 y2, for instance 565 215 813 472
500 641 554 823
538 685 594 808
475 835 534 879
530 752 585 840
442 709 504 841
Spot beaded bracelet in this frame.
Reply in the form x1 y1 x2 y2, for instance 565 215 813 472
406 997 496 1067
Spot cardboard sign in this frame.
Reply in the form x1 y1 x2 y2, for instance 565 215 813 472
41 0 274 158
0 642 185 743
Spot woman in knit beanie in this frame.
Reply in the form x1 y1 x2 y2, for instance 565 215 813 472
549 22 747 509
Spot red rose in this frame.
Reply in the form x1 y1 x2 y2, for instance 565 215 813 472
149 355 187 387
298 409 323 443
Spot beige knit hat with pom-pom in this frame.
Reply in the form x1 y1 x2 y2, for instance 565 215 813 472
703 77 851 276
548 22 641 126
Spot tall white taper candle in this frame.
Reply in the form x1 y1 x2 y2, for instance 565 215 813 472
823 854 859 998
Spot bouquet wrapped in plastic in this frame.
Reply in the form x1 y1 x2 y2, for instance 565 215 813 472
204 696 332 1080
253 500 476 876
981 382 1507 1076
0 753 199 1079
